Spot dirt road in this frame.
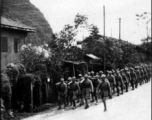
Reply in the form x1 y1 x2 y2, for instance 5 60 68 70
23 81 151 120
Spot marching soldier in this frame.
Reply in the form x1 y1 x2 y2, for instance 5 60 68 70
92 75 101 105
77 74 85 106
143 66 148 83
69 77 81 109
97 74 111 112
107 71 116 95
139 67 144 85
124 68 131 86
120 69 129 92
90 71 95 102
66 77 72 106
115 70 124 96
82 74 94 109
99 71 103 77
57 77 68 110
134 67 140 88
146 65 151 82
130 68 137 90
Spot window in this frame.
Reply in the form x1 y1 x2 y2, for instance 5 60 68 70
14 38 20 53
1 37 8 52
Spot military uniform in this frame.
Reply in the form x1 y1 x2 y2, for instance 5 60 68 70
107 73 116 95
135 68 140 88
56 81 67 109
90 75 95 102
97 77 110 100
69 80 80 109
66 79 72 106
82 76 94 109
143 67 148 83
115 72 123 95
120 71 129 92
92 76 100 103
130 68 137 90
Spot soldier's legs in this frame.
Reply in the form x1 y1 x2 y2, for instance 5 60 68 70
72 96 76 109
139 77 142 85
102 97 107 112
84 94 89 109
120 84 123 94
76 94 80 103
58 98 61 109
63 96 67 108
130 80 134 90
116 85 120 96
108 87 112 99
94 89 98 103
90 92 94 102
135 79 139 88
79 94 84 106
125 83 128 92
66 94 69 106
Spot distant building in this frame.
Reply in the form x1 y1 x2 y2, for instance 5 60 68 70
1 17 36 70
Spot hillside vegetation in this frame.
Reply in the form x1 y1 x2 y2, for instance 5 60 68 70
2 0 54 45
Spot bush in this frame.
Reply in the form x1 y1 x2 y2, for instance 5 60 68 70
1 73 12 111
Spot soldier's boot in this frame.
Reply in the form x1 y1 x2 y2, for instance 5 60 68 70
76 95 80 103
112 87 115 95
90 93 94 102
125 83 128 92
58 102 61 110
117 87 120 96
131 81 134 90
135 81 138 88
84 98 89 109
79 96 84 106
72 100 76 109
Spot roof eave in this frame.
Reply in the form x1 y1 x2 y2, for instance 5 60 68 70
1 24 36 33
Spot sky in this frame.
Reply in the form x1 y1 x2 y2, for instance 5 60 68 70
30 0 151 44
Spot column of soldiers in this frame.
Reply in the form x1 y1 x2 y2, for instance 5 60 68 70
55 64 151 111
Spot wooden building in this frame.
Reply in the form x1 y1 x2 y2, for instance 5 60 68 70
1 17 36 70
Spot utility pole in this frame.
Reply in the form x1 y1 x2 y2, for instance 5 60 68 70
103 6 106 73
119 18 121 40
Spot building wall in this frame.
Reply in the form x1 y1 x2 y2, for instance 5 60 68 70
1 28 27 70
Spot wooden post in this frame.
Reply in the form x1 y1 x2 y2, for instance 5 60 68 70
45 79 48 103
39 84 41 105
103 6 106 73
73 64 75 77
31 83 33 112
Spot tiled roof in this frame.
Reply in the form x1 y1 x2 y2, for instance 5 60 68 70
1 17 36 32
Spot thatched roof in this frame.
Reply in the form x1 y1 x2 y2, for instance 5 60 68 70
2 0 54 45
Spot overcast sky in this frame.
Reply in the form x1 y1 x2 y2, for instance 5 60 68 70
30 0 151 44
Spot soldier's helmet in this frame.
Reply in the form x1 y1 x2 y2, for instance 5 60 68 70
72 76 76 81
88 75 91 78
60 77 64 82
79 74 82 77
68 77 72 81
101 74 106 78
99 71 103 74
84 74 88 78
108 71 112 74
95 74 99 78
96 72 99 75
91 71 94 74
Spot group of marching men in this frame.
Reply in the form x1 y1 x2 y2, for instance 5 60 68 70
55 64 151 112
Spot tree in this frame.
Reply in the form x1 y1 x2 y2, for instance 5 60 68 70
74 13 88 29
